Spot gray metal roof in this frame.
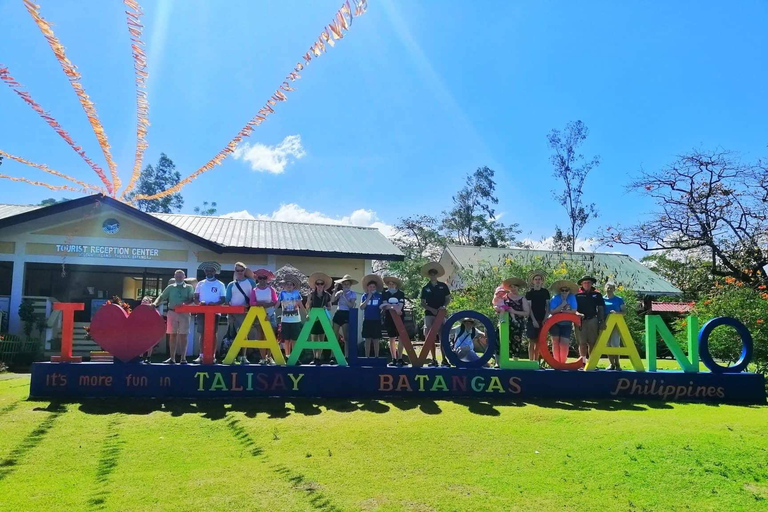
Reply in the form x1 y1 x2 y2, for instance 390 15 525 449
444 245 681 296
153 213 403 259
0 204 41 220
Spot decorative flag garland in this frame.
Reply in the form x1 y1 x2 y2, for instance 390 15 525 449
0 150 101 192
24 0 122 194
0 65 112 193
119 0 150 200
0 173 86 193
133 0 369 202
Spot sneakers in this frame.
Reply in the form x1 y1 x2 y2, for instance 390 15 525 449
192 356 203 364
441 359 451 367
396 358 405 367
387 360 397 367
428 360 438 367
163 358 175 365
239 356 250 365
329 358 338 365
314 359 322 366
179 359 188 365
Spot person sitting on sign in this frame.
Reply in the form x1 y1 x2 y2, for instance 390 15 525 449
450 318 486 363
332 274 358 359
381 276 406 367
192 261 225 364
278 275 306 360
152 269 194 364
420 262 452 367
602 282 626 371
225 262 256 365
574 276 605 363
548 280 579 364
360 274 384 358
305 272 333 365
250 268 279 365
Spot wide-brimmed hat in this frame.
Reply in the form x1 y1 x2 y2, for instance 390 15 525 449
578 275 597 285
528 269 547 285
362 274 384 291
494 285 509 296
382 275 402 288
253 268 275 281
550 280 579 294
281 274 301 288
421 262 445 278
502 277 526 289
309 272 332 291
334 274 359 285
460 317 478 327
198 261 221 274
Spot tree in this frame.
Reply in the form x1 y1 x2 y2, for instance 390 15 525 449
440 167 519 247
37 198 68 206
194 201 218 216
548 120 600 251
641 251 713 301
127 153 184 213
551 227 575 252
602 149 768 288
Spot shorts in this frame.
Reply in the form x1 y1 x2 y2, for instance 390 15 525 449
281 322 302 340
608 329 621 348
550 323 572 339
362 319 382 339
333 309 350 326
384 315 401 338
526 318 543 340
576 317 599 346
423 314 442 338
166 310 190 335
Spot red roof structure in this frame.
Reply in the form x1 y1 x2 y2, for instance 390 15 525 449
651 302 695 313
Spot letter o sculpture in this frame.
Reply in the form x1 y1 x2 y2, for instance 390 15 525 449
441 310 497 368
699 316 753 374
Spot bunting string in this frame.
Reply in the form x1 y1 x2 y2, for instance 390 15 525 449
119 0 150 199
0 65 112 193
0 149 101 192
133 0 369 202
23 0 122 195
0 173 86 193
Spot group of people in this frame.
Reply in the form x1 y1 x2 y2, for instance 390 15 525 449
150 260 626 370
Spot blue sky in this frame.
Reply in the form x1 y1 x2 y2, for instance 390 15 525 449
1 0 766 259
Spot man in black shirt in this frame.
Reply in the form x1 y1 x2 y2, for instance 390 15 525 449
525 270 550 363
575 275 605 363
420 262 452 367
381 276 406 366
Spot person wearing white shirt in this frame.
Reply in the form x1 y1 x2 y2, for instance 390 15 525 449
192 262 225 363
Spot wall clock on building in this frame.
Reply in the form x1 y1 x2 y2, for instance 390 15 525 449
102 218 120 234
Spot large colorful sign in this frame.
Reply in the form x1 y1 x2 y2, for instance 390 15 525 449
29 303 766 404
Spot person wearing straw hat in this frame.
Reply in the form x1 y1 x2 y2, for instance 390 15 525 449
277 274 306 360
192 261 226 364
548 279 579 364
525 270 550 363
305 272 333 365
420 262 452 367
225 262 256 364
250 268 279 365
332 274 358 360
381 276 406 366
449 318 486 363
602 282 625 370
152 269 195 364
500 277 530 363
360 274 384 358
575 275 605 363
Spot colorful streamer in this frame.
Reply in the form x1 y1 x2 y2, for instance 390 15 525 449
119 0 151 199
0 173 85 193
0 66 112 194
132 0 369 202
24 0 121 194
0 149 101 192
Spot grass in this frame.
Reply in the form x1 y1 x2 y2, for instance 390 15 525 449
0 374 767 511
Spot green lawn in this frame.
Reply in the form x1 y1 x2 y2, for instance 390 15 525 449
1 374 767 512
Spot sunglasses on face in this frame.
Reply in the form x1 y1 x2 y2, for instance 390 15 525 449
316 281 324 286
258 276 267 280
235 269 245 272
560 288 570 292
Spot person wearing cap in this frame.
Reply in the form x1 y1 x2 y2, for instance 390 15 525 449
249 268 279 365
225 262 256 364
525 270 550 363
332 274 358 360
360 274 384 358
152 269 195 364
305 272 332 365
192 262 226 364
419 262 452 367
548 280 579 363
575 276 605 363
449 318 486 362
277 275 306 360
602 282 626 370
501 277 530 363
381 276 406 366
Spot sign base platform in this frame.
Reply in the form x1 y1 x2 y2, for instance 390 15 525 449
29 362 766 404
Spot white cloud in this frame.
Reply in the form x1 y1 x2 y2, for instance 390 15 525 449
221 204 395 238
232 134 306 174
519 236 600 252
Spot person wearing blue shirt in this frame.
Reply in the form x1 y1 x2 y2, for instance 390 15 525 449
548 280 579 364
360 274 384 358
602 282 626 370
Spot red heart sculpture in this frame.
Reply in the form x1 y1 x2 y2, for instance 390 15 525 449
89 304 166 362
